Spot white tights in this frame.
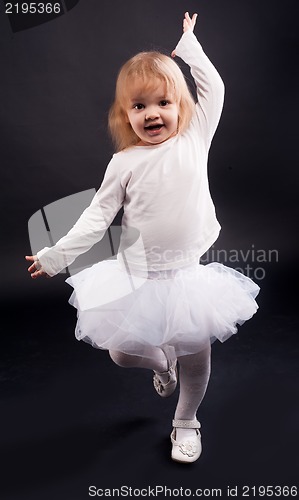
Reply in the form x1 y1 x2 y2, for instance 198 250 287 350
109 344 211 439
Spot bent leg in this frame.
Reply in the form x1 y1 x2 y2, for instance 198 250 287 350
109 348 167 373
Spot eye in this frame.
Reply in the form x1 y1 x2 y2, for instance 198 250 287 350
133 103 144 110
160 100 169 107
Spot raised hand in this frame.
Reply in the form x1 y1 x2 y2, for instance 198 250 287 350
183 11 198 32
172 12 198 58
25 255 50 279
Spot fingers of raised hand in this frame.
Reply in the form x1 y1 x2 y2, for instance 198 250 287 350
183 11 198 32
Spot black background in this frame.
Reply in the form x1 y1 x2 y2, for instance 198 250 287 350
0 1 298 499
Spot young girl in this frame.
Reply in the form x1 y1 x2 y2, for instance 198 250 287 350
26 12 259 464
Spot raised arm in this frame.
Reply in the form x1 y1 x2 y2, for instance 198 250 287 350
172 12 225 147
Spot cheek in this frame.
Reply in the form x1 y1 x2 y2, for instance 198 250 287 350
128 116 142 131
172 110 179 126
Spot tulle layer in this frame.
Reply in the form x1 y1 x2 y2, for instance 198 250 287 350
65 260 260 359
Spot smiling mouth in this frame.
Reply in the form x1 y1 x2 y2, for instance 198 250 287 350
144 124 164 130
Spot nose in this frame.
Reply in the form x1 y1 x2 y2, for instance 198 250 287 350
145 106 160 121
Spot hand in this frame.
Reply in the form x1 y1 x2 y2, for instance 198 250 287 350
25 255 50 279
172 12 198 58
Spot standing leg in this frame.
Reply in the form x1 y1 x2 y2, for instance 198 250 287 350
174 343 211 442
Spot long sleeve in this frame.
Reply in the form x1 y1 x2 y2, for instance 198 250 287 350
175 30 225 148
37 157 126 277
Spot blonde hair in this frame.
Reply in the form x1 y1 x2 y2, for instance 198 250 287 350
108 51 195 152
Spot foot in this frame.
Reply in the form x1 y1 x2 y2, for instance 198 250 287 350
170 419 202 463
153 346 177 398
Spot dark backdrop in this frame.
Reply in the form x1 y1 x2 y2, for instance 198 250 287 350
0 1 298 499
1 0 298 304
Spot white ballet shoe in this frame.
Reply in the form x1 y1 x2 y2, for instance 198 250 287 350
153 346 177 398
153 361 177 397
170 419 202 463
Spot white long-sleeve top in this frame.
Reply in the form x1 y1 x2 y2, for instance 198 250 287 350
37 30 225 277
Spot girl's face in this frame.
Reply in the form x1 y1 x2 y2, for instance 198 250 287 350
126 80 179 146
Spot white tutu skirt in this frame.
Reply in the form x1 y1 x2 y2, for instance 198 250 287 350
65 260 260 359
